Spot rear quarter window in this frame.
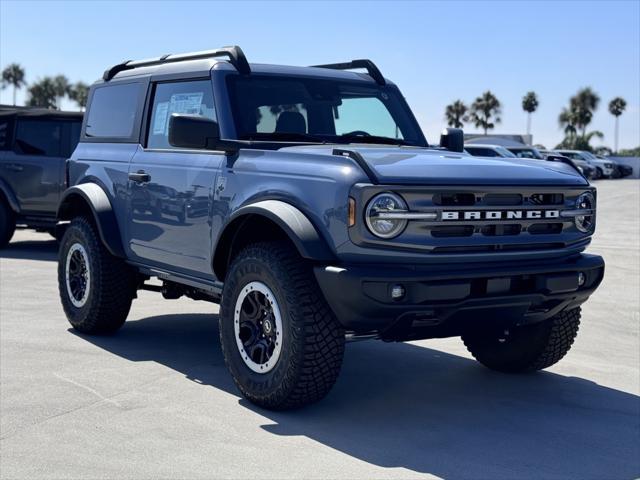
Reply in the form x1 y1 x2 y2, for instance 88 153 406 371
84 82 142 140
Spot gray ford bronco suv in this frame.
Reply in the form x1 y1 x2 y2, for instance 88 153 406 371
0 107 82 247
56 46 604 409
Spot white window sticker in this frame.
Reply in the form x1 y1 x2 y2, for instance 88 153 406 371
169 92 204 116
152 102 169 135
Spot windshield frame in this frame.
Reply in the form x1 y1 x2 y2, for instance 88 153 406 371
224 73 428 147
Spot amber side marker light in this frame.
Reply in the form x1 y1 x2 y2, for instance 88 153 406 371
348 197 356 227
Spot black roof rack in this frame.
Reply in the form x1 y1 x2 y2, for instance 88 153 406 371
103 45 250 81
311 59 386 86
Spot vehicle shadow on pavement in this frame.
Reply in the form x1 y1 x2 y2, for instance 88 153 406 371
0 238 58 262
75 313 640 480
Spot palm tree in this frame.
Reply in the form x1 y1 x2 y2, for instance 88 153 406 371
470 91 501 135
52 74 70 109
1 63 26 106
444 100 468 128
69 82 89 111
608 97 627 154
570 87 600 137
26 77 58 109
521 91 538 136
558 107 578 137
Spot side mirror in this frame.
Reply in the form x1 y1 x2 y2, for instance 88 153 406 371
168 114 220 149
439 128 464 153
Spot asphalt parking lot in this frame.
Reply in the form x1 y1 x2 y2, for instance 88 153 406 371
1 179 638 480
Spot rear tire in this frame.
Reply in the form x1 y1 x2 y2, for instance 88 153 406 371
219 241 345 410
462 308 581 373
0 200 16 248
58 216 136 334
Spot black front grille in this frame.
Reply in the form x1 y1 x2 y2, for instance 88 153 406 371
482 224 522 236
353 184 592 256
528 223 563 235
431 226 474 238
484 193 523 205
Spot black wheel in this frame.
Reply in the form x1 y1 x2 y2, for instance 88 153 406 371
219 241 345 410
462 308 581 373
58 216 136 334
0 200 16 248
595 167 603 179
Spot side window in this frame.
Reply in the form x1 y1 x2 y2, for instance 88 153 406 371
14 119 62 157
85 83 141 139
0 118 13 150
148 80 216 150
334 97 403 139
470 148 495 157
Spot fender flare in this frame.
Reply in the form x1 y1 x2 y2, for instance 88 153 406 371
57 184 125 258
0 178 19 212
213 200 335 277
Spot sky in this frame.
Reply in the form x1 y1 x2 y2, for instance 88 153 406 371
1 0 638 149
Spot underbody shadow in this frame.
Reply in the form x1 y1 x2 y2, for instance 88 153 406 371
74 313 640 479
0 237 58 262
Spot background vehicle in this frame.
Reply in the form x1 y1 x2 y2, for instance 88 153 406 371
56 46 604 410
595 154 632 178
505 145 546 159
555 150 615 179
0 108 83 247
539 150 596 179
464 144 517 158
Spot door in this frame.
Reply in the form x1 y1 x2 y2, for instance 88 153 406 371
2 118 73 214
127 79 223 276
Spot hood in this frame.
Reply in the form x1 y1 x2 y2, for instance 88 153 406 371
281 145 588 186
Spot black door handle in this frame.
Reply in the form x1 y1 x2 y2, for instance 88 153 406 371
129 170 151 183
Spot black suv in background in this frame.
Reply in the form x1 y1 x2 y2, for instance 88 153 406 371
0 107 83 247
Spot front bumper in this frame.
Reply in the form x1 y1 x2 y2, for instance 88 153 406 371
314 253 604 339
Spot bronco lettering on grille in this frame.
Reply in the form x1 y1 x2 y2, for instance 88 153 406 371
441 210 560 221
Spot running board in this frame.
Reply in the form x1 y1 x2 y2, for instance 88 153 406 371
130 262 223 298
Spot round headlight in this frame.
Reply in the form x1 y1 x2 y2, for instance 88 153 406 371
575 192 595 233
365 193 408 238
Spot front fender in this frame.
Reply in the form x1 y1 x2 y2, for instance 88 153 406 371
227 200 334 261
57 184 125 258
212 199 336 280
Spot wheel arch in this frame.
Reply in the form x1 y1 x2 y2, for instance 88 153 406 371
213 200 335 280
57 184 125 258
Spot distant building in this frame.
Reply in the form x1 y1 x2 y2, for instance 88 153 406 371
464 133 532 147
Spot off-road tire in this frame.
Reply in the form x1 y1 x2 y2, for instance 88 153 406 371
0 200 16 248
462 308 581 373
58 216 136 334
219 241 345 410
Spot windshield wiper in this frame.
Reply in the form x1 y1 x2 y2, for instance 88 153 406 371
240 132 325 143
335 134 413 146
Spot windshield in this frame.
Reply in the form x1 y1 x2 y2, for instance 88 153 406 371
581 151 597 160
495 146 517 157
226 75 427 147
512 147 544 159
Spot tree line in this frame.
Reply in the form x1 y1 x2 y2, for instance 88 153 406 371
445 89 628 154
1 63 88 111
